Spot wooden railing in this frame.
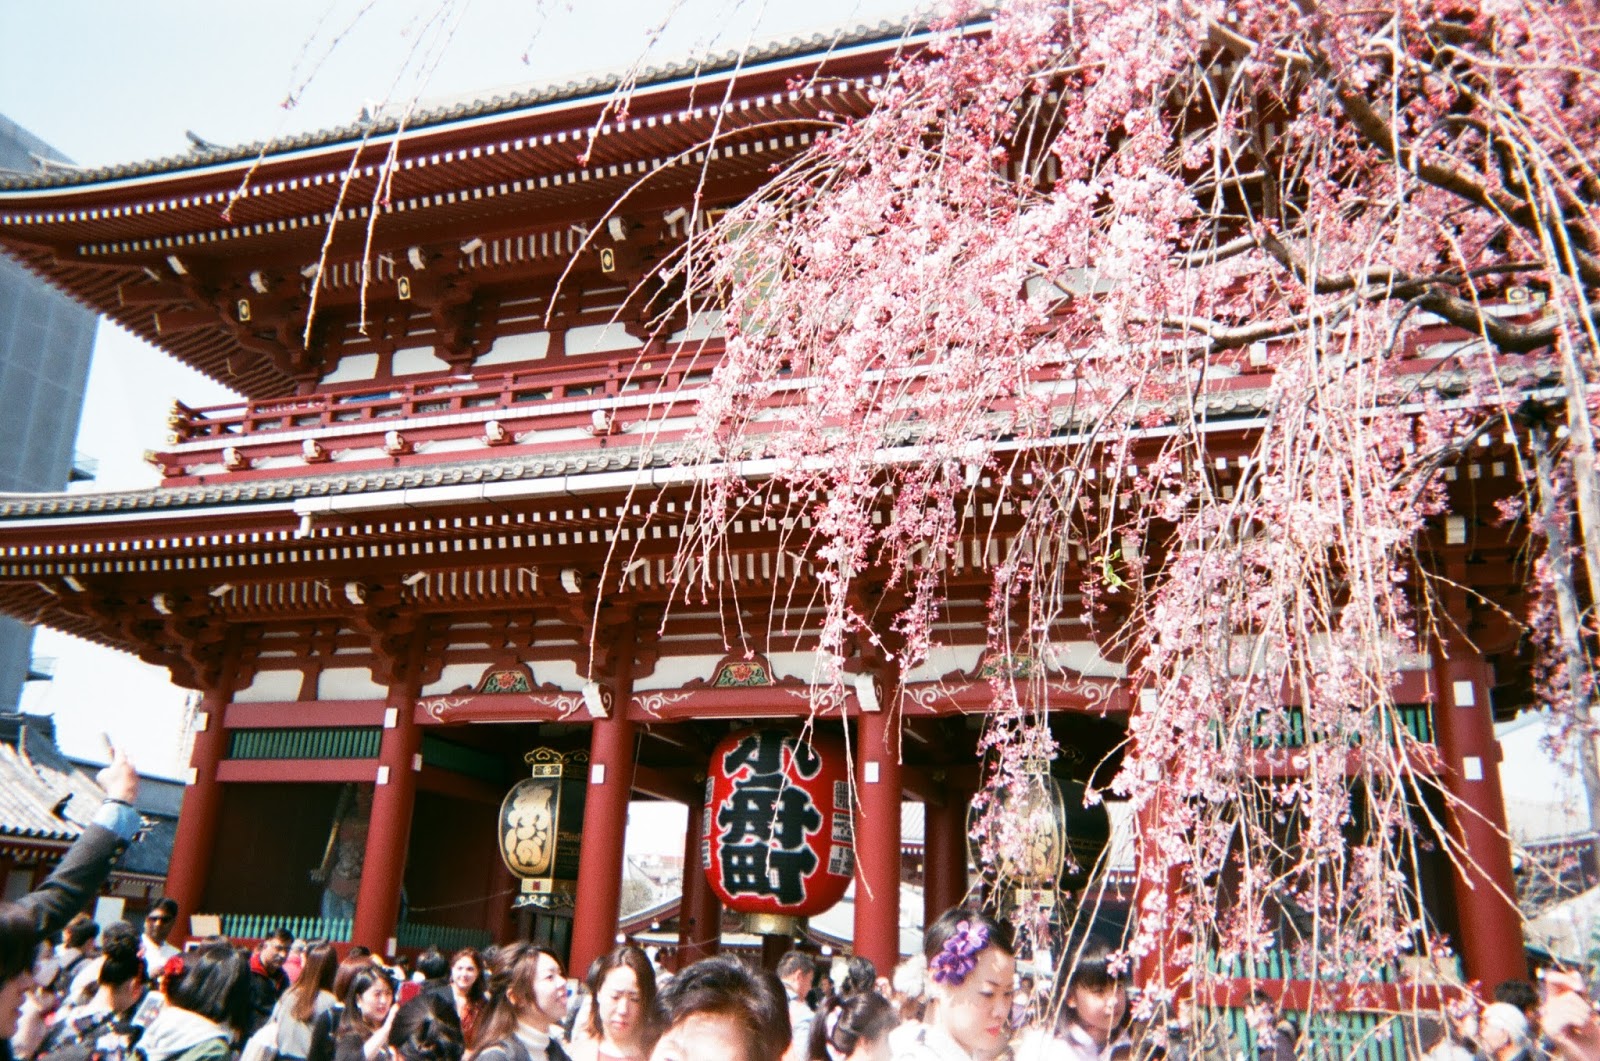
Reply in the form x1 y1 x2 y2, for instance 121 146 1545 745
147 311 1543 482
167 350 724 444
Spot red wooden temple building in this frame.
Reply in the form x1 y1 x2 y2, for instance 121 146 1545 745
0 20 1539 1009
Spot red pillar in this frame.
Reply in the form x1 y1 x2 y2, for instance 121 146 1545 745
854 709 902 973
1132 785 1184 995
570 712 638 975
1433 634 1526 987
922 787 969 929
164 637 241 945
677 797 722 965
352 637 425 956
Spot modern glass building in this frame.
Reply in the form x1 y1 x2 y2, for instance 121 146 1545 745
0 115 97 710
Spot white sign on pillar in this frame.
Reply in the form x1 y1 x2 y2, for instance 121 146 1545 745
1453 680 1476 708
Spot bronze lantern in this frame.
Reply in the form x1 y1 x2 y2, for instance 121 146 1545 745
500 747 589 909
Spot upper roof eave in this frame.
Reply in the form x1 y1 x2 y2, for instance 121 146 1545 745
0 18 957 198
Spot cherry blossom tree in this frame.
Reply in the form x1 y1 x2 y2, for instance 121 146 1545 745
643 0 1600 1034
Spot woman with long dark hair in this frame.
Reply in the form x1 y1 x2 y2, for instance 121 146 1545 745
443 949 487 1049
331 965 397 1061
468 943 572 1061
568 947 654 1061
274 942 340 1061
138 943 255 1061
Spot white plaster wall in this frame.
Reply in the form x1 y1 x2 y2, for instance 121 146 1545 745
475 332 551 366
392 345 450 375
1047 641 1126 679
632 654 724 692
232 669 304 703
567 323 641 356
535 657 583 692
420 663 487 697
668 310 726 342
320 353 380 384
766 651 829 684
318 667 388 699
900 645 985 683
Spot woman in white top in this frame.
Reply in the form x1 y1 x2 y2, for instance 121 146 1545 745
891 908 1017 1061
1012 939 1127 1061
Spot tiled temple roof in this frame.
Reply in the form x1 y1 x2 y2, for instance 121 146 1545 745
0 18 932 192
0 713 108 842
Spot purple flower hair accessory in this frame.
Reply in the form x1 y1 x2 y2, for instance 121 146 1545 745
930 919 989 986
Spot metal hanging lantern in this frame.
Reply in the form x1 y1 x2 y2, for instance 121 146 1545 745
968 758 1069 906
967 762 1113 906
500 747 589 909
703 727 853 937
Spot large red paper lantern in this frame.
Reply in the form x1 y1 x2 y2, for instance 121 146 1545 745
703 727 853 936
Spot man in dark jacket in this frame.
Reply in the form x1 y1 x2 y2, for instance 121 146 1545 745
0 748 142 1061
246 928 294 1036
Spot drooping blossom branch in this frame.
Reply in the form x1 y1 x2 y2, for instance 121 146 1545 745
617 0 1600 1037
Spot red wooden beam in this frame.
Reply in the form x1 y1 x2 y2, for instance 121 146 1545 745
902 678 1132 716
224 699 387 728
215 758 377 783
413 692 585 726
118 280 190 305
153 307 219 335
624 685 858 722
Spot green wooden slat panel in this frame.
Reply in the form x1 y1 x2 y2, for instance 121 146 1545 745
225 727 383 761
1219 1008 1405 1060
395 921 493 951
202 914 354 942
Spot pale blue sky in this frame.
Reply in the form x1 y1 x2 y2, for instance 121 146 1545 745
2 0 920 783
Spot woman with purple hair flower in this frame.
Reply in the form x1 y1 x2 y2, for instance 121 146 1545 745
890 908 1016 1061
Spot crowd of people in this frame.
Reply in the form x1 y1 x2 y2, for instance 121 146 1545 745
7 759 1600 1061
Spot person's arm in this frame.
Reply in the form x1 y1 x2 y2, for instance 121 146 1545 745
17 750 141 938
362 1005 397 1061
